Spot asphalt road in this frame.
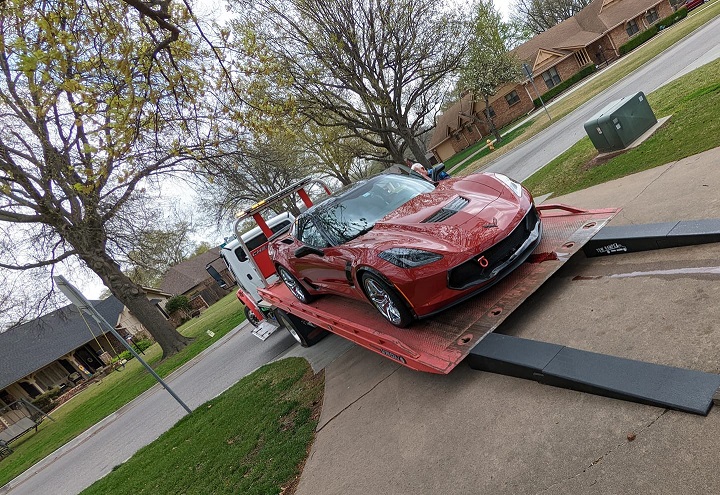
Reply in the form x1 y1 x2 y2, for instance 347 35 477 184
485 11 720 181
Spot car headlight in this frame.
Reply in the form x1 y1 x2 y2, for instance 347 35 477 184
378 248 443 268
492 173 524 198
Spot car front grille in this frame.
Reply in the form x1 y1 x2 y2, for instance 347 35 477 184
448 206 540 290
421 196 469 223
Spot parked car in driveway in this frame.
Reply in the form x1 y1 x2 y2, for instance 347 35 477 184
686 0 705 11
269 172 541 327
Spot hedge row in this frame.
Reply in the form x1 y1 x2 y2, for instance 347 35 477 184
619 7 688 55
533 64 597 107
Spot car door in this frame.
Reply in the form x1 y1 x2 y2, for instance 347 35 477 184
289 218 355 296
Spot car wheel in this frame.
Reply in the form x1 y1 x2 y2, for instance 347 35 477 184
277 265 315 304
361 273 413 328
275 309 328 348
244 306 261 327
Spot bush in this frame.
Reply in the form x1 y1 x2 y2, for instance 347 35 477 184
619 26 658 55
117 338 154 361
165 295 191 315
533 64 597 107
31 387 64 413
618 7 688 55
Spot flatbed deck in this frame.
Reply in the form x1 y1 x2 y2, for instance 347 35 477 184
260 205 619 373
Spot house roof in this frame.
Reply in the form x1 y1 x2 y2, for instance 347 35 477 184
0 297 124 391
159 247 226 295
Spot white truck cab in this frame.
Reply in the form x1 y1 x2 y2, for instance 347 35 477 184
220 212 294 302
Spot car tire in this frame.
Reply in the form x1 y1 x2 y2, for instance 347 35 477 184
244 305 261 327
360 272 413 328
277 265 315 304
275 309 328 348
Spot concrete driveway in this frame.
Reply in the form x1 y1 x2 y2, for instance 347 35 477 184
295 146 720 495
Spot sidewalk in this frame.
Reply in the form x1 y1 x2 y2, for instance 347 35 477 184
296 146 720 495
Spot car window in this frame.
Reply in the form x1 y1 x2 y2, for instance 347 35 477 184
299 218 330 248
314 175 433 244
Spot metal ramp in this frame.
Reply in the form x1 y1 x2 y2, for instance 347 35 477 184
466 216 720 415
583 219 720 257
468 333 720 415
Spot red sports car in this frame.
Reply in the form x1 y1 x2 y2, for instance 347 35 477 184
269 172 541 327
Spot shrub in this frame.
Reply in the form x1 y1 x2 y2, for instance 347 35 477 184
533 64 597 107
619 26 658 55
165 295 191 315
31 387 64 413
618 7 688 55
117 338 154 361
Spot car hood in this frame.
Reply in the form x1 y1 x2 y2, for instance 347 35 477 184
361 176 528 252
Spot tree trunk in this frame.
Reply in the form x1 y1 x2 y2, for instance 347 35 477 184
484 95 503 143
79 249 190 358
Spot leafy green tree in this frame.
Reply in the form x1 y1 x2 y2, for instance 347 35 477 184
0 0 224 356
458 0 521 142
229 0 472 167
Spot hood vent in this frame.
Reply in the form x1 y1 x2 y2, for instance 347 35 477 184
421 196 469 223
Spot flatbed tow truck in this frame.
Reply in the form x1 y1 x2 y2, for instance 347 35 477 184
229 175 720 415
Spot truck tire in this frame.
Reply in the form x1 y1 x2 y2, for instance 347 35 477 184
275 308 329 348
244 306 261 327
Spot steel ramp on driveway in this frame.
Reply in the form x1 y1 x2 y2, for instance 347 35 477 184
468 333 720 415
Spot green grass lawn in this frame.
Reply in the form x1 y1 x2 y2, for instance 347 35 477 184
0 292 245 487
523 57 720 196
80 358 323 495
448 120 534 175
460 0 720 176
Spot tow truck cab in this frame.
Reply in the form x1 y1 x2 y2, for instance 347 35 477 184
220 212 294 302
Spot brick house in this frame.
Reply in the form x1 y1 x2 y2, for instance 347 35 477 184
429 0 676 162
159 247 233 319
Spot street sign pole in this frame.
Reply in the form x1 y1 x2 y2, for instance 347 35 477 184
523 63 551 121
54 275 192 415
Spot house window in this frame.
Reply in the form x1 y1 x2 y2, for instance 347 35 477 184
484 106 495 118
542 67 561 89
646 8 659 24
626 19 640 37
505 90 520 106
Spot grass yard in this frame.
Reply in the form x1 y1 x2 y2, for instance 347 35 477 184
448 120 534 175
523 57 720 196
0 292 245 487
461 0 720 176
80 358 323 495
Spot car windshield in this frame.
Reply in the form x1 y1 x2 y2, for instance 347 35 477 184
312 175 434 244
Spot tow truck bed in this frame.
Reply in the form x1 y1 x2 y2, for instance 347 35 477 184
260 205 619 373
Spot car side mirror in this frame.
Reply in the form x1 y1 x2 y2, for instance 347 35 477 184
294 245 325 258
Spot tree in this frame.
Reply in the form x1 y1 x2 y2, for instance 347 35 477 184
458 0 521 142
198 135 312 224
510 0 592 35
0 0 223 356
124 218 198 287
230 0 472 167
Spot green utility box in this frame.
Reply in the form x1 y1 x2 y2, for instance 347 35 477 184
584 92 657 153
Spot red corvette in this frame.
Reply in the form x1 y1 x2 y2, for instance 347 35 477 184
269 172 541 327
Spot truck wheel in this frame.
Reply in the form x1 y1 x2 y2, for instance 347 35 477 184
244 306 260 327
277 265 315 304
361 273 413 328
275 309 328 348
